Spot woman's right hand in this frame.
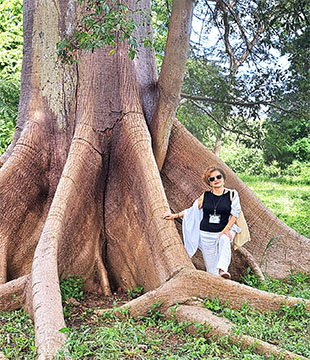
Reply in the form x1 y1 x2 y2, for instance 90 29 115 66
163 213 177 220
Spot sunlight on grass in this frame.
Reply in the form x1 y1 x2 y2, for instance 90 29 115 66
239 175 310 238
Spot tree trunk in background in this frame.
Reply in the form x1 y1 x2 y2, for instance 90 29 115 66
0 0 309 358
214 139 222 157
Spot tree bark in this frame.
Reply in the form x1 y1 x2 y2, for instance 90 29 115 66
214 139 222 157
0 0 309 358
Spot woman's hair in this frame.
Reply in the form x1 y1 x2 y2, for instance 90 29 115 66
202 165 226 184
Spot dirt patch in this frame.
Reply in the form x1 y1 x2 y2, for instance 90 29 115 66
64 290 131 328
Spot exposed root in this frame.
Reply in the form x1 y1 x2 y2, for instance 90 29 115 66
96 254 112 296
94 227 111 295
31 120 108 358
95 268 309 359
102 268 310 319
0 121 50 282
172 305 308 360
0 275 28 312
236 247 265 282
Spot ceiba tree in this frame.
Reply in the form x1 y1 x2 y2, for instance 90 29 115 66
0 0 309 359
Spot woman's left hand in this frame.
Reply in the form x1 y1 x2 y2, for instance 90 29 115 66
220 229 232 240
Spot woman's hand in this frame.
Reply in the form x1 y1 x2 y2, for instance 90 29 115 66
163 213 179 220
220 228 232 240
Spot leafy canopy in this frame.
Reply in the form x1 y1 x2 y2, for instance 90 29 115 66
57 0 152 63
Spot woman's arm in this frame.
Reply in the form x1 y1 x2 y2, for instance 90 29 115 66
222 215 236 233
163 211 183 220
220 189 241 239
220 216 236 240
164 193 204 220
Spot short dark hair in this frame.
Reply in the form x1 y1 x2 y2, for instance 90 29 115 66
202 165 226 184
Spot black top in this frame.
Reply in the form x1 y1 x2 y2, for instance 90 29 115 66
200 191 232 232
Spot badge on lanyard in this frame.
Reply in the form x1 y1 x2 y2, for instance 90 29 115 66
210 191 224 224
209 213 221 224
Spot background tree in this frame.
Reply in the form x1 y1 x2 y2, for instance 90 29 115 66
261 0 310 167
0 0 310 359
168 0 310 166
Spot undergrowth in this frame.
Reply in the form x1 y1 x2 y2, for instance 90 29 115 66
55 306 281 360
1 271 310 359
241 268 310 299
60 275 85 319
203 296 310 358
0 309 36 359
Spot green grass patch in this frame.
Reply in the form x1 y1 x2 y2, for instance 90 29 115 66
0 309 36 359
0 306 272 360
241 268 310 299
204 296 310 358
55 307 280 360
1 270 310 359
239 174 310 238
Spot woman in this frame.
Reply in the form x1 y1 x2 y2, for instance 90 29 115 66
163 165 241 279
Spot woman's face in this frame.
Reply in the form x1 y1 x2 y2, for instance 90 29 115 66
209 170 224 188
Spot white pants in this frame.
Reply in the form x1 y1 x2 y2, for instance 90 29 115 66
199 230 235 275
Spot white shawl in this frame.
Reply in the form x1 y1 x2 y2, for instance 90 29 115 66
182 199 203 258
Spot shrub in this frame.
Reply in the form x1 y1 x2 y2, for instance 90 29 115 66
220 143 281 177
221 143 310 183
282 161 310 184
0 79 19 154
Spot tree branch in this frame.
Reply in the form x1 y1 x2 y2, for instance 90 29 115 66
180 92 294 114
189 99 255 139
220 1 237 70
223 0 265 69
149 0 194 170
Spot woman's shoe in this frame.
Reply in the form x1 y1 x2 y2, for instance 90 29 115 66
219 271 231 279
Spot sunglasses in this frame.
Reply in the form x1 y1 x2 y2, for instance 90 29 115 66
208 174 223 182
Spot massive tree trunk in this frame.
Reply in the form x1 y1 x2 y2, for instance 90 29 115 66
0 0 309 358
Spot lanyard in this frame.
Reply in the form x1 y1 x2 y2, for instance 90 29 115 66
212 191 224 215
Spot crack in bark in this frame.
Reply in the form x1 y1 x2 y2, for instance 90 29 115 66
73 137 103 156
96 111 144 135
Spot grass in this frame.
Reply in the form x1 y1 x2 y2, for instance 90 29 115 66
204 297 310 359
241 268 310 299
0 309 35 359
204 271 310 358
55 308 286 360
239 174 310 238
2 304 304 360
1 272 310 359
